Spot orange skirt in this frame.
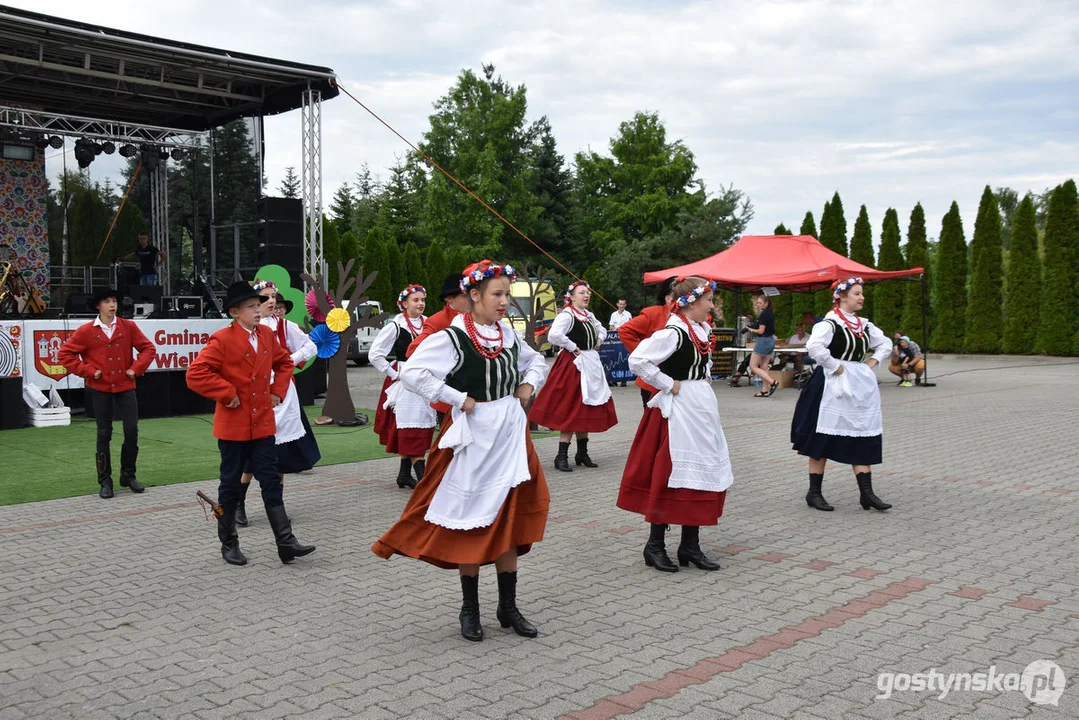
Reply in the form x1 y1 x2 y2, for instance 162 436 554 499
371 416 550 569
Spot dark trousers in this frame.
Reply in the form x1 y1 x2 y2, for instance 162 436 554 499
218 437 283 516
89 388 139 469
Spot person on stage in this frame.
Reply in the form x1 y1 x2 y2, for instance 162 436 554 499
617 277 734 573
372 260 550 642
619 277 677 408
791 277 894 512
121 233 166 286
528 280 617 472
58 288 156 499
186 281 315 566
371 284 436 489
234 284 321 526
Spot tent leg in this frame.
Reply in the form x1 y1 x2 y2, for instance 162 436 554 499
919 274 935 387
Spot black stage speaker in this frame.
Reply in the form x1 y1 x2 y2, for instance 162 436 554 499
65 292 94 314
257 197 304 280
0 376 24 430
258 197 303 224
128 285 163 308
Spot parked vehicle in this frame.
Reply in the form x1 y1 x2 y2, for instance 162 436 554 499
346 300 385 366
507 278 557 357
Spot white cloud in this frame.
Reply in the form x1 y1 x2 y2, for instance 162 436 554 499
21 0 1079 248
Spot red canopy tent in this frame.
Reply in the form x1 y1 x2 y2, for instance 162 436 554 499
643 234 923 291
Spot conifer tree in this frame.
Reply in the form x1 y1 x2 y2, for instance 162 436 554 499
424 239 448 314
900 204 930 347
363 227 393 310
932 202 968 351
790 212 818 325
873 209 904 336
964 186 1004 353
849 205 875 320
1002 196 1041 353
1036 180 1078 354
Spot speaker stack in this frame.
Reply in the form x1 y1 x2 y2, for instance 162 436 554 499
257 197 304 280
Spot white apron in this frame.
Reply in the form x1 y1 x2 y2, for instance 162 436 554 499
815 360 883 437
424 395 531 530
647 379 734 493
574 350 612 406
271 375 304 444
382 377 437 429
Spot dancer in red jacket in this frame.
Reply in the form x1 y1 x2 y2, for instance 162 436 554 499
58 288 156 499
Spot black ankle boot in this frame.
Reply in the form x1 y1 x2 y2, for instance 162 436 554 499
857 472 892 511
677 525 722 570
574 438 598 468
459 574 483 642
643 523 678 572
496 571 537 638
235 482 250 527
266 505 316 563
96 452 114 499
217 513 247 566
806 473 833 511
118 445 144 493
413 459 426 483
396 457 417 489
553 442 572 472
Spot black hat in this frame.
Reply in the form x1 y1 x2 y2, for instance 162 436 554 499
440 272 464 299
225 281 270 310
279 298 294 314
90 287 119 309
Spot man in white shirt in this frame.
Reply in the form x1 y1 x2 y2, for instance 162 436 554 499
608 298 632 331
774 322 811 371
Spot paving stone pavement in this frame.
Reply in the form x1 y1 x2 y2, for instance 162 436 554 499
1 354 1077 719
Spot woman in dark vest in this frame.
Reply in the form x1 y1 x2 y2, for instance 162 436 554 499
371 284 435 489
529 280 618 472
791 277 894 512
372 261 550 642
617 277 734 573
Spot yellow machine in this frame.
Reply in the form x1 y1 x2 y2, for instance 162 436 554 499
508 278 557 356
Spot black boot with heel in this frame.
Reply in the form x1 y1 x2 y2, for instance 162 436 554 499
554 442 572 473
459 574 483 642
266 505 316 563
496 571 537 638
235 480 250 526
574 438 598 468
677 525 722 570
857 472 892 511
643 523 678 572
396 457 417 489
96 451 114 499
805 472 834 511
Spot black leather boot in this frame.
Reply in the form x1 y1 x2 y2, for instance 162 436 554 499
96 452 114 499
413 459 426 484
805 473 833 511
218 513 247 566
459 574 483 642
235 481 250 527
496 571 537 638
857 472 892 511
118 444 144 493
553 442 572 472
574 438 598 468
643 523 678 572
396 457 417 489
266 505 316 563
677 525 722 570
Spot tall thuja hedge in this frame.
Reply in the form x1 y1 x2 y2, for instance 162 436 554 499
964 186 1004 353
1037 180 1078 354
1002 195 1042 353
790 212 819 324
771 223 793 335
933 202 968 352
424 239 448 314
900 204 930 348
816 194 848 315
363 227 394 310
873 208 904 335
849 205 875 320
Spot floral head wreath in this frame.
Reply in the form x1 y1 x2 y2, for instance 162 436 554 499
673 279 718 308
459 260 517 293
396 284 426 310
563 279 590 306
251 279 277 295
832 276 864 300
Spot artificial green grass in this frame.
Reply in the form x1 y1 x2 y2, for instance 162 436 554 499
0 406 386 506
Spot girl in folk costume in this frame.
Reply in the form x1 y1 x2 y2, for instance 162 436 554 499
617 277 734 573
791 277 894 512
235 282 321 526
372 261 550 642
371 285 436 489
529 280 618 472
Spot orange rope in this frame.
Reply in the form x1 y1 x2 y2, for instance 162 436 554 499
96 160 142 261
331 79 614 310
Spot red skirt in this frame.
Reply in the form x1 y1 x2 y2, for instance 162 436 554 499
617 405 726 526
371 417 550 569
529 351 618 433
373 373 395 442
380 412 435 457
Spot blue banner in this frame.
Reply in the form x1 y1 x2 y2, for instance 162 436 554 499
599 336 632 384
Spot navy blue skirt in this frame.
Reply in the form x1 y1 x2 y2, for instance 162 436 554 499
790 367 882 465
246 410 322 476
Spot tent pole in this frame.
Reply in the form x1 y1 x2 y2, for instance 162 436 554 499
919 273 935 387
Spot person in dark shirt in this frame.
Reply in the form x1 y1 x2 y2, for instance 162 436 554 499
744 294 778 396
124 234 166 286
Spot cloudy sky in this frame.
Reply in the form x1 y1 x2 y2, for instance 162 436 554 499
18 0 1079 246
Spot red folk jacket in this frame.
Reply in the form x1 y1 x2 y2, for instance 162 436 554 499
407 305 459 414
618 305 671 394
185 322 294 441
57 317 156 393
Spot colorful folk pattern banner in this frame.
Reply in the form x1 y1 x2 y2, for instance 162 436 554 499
0 151 50 300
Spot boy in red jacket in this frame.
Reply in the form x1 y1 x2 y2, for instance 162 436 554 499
186 281 315 567
58 288 156 498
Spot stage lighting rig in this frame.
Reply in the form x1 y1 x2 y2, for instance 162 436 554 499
48 136 64 149
119 144 137 158
74 138 102 169
101 141 116 155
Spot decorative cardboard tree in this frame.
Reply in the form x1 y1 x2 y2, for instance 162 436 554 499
301 260 389 424
508 263 558 351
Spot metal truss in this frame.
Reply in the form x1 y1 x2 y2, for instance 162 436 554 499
300 87 324 287
0 105 206 148
149 164 170 292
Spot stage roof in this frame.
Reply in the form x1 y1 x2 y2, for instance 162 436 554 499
0 5 338 132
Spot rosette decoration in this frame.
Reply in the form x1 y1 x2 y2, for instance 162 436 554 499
325 307 351 333
308 323 341 359
305 289 335 323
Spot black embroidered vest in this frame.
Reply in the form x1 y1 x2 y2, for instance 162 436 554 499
565 311 598 351
444 326 521 401
659 326 710 381
826 319 870 361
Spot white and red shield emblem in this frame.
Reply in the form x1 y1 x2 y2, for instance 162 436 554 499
33 330 75 380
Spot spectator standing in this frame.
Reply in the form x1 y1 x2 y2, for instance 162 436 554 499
123 234 167 286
